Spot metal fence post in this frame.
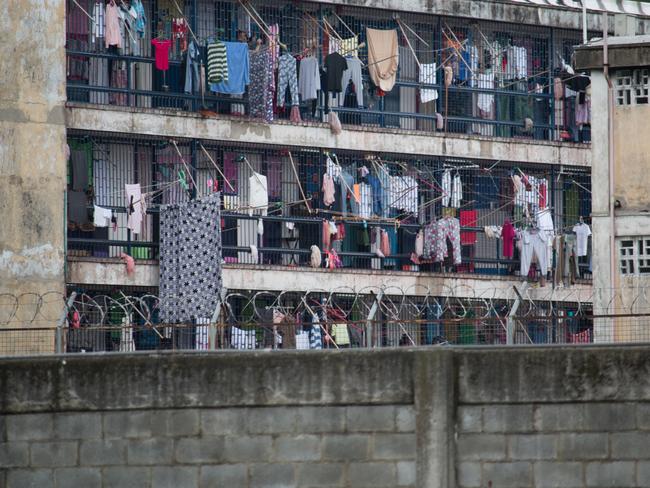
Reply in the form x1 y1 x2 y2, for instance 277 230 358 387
56 292 77 354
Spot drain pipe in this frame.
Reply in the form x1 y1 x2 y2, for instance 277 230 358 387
603 13 618 334
582 0 588 44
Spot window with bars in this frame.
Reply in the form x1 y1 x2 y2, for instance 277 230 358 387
618 237 650 275
615 69 650 106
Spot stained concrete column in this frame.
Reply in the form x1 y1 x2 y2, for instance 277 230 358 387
414 349 456 488
0 1 67 336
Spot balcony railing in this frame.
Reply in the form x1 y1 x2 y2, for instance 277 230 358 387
65 0 591 143
65 132 593 282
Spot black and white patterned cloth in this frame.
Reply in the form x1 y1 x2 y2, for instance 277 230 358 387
159 193 222 323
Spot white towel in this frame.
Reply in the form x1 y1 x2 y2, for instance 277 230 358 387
419 63 438 103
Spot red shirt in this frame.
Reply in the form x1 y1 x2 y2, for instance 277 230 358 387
151 39 172 71
502 219 516 258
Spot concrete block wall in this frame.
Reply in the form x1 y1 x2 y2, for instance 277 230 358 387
3 347 650 487
1 406 416 488
457 402 650 487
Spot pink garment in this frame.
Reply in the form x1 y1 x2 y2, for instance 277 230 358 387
322 220 331 250
322 174 335 206
152 39 172 71
105 2 122 48
502 219 516 258
380 230 391 257
120 253 135 275
290 106 302 123
539 182 547 209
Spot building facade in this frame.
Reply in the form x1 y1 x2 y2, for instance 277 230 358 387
6 0 647 351
576 35 650 342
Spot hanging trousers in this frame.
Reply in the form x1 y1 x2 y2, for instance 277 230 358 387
277 54 299 107
434 218 462 264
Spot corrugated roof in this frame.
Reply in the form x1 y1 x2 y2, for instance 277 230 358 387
506 0 650 17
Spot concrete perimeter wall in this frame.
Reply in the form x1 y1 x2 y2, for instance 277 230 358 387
1 347 650 487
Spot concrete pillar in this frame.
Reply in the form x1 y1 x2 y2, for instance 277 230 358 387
0 1 67 334
414 350 456 488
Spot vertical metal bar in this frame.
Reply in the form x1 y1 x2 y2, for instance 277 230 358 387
191 139 198 200
57 292 78 354
365 290 384 348
549 27 555 141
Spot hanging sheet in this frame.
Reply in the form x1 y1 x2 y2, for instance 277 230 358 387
159 193 223 323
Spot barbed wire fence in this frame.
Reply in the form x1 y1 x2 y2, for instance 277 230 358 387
1 285 649 355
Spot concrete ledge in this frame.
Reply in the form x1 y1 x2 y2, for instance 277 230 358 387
0 350 415 414
457 345 650 404
3 346 650 414
65 104 591 167
67 258 594 302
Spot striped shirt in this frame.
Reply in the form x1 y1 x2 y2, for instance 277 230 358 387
207 41 228 83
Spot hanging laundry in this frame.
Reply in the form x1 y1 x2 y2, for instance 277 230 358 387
366 28 399 92
323 52 348 93
249 244 259 262
309 313 323 349
120 252 135 276
441 170 452 207
131 0 146 38
125 183 146 235
415 230 424 257
184 40 201 94
105 1 121 48
298 56 321 101
159 193 222 323
388 175 418 215
459 210 478 245
172 18 189 52
520 230 549 276
434 217 462 264
330 36 359 58
458 45 478 84
71 149 89 191
249 49 274 122
92 2 105 43
573 223 592 257
295 329 310 350
211 42 250 95
477 71 495 117
451 173 463 208
267 24 280 89
93 205 112 227
151 39 172 71
502 219 516 258
248 172 268 217
310 245 322 268
337 57 364 107
277 53 299 107
419 63 438 103
68 191 89 225
322 173 336 206
207 40 228 83
358 183 373 219
483 226 503 239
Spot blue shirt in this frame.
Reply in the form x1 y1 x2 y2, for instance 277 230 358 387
210 42 250 95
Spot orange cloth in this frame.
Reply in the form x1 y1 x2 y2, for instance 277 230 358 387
353 184 361 204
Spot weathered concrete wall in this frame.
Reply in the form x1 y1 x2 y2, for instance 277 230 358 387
65 105 591 168
312 0 643 33
2 347 650 487
613 104 650 210
0 1 67 323
67 258 594 303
